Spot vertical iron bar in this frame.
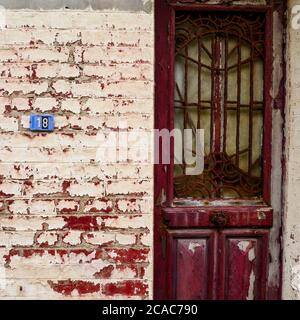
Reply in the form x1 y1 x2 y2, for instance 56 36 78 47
249 37 254 174
210 34 215 153
214 34 223 198
236 36 241 167
198 36 202 131
214 35 222 153
183 44 188 174
223 33 228 153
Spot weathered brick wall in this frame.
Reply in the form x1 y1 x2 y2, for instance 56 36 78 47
0 8 154 299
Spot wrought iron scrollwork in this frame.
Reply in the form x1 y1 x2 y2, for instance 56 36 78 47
174 12 265 200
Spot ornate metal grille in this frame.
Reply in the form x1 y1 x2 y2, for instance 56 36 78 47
174 12 265 199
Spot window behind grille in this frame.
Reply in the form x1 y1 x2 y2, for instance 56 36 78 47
174 12 265 200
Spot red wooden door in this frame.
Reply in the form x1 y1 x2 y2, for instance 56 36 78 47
155 1 283 300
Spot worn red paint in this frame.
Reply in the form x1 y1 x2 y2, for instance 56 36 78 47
0 191 14 197
4 105 12 113
85 233 94 239
4 248 98 266
105 248 149 264
94 265 114 279
86 205 113 213
3 249 19 264
58 204 79 214
163 207 273 228
62 180 71 193
115 199 140 213
48 280 101 296
24 180 33 188
103 280 148 297
4 248 149 269
23 249 47 258
31 64 38 80
50 91 73 98
218 230 269 300
63 216 98 231
4 249 50 265
140 266 146 278
61 132 74 138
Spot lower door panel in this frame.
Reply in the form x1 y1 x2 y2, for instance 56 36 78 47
218 230 269 300
166 229 269 300
166 230 217 300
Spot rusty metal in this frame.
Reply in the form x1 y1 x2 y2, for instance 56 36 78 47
174 152 262 198
174 12 265 199
209 211 228 227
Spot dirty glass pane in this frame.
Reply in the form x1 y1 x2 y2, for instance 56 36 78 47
174 12 265 199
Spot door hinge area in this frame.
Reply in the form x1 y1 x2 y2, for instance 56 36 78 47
160 221 168 259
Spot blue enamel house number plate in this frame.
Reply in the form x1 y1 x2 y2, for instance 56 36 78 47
30 114 54 132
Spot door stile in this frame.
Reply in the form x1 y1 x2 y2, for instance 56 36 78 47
154 0 172 299
263 8 273 204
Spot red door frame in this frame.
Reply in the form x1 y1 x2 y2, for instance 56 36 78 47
156 2 273 206
154 0 285 300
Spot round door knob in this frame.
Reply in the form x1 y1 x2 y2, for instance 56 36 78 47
209 211 227 227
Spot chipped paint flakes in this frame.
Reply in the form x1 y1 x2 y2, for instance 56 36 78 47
237 241 251 253
238 241 255 261
248 248 255 262
291 265 300 294
188 242 203 254
247 270 255 300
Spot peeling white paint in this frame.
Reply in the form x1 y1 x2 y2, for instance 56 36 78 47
248 248 256 262
238 241 255 261
247 269 255 300
257 211 266 220
188 242 202 254
291 265 300 295
238 241 250 253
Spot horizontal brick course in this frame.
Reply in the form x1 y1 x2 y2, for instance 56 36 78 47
0 9 153 300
